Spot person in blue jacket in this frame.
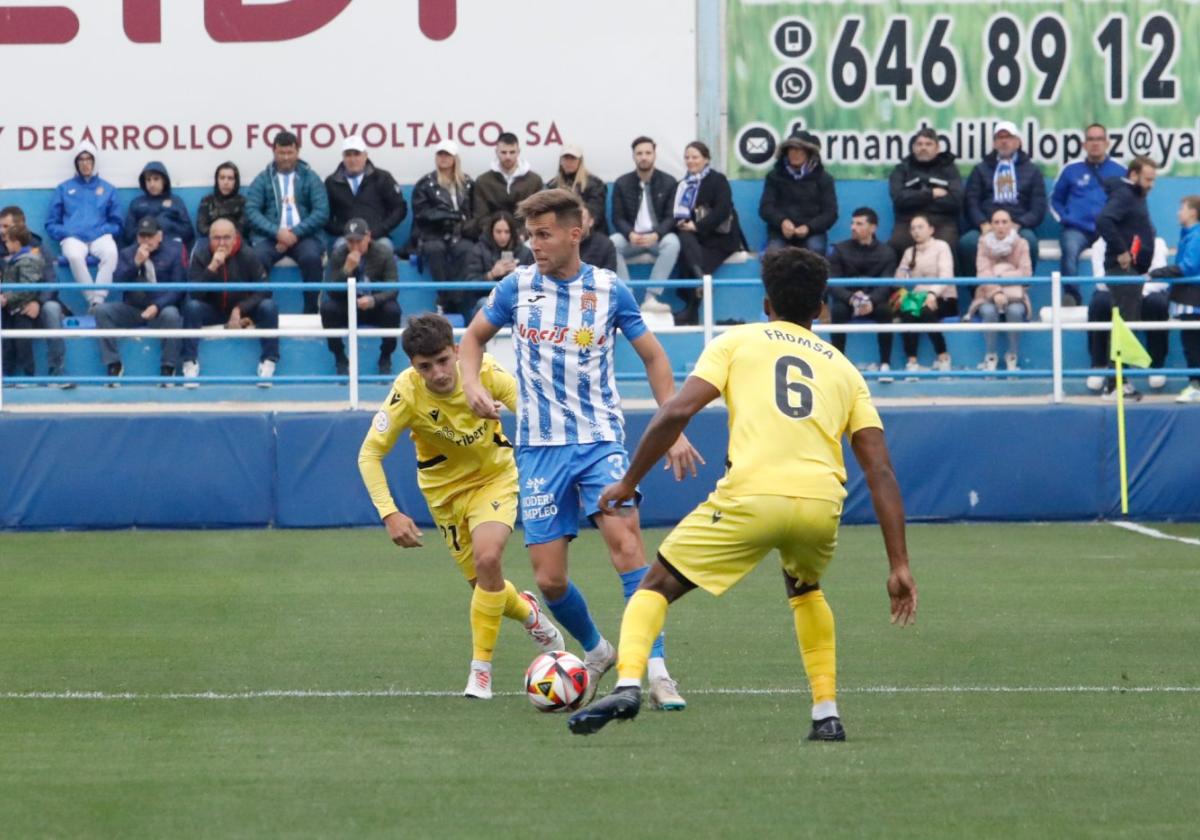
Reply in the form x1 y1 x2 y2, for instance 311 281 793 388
122 161 194 251
93 216 185 386
244 130 329 314
1050 124 1126 302
44 143 123 311
1153 196 1200 403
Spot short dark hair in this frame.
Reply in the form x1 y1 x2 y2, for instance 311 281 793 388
0 205 26 223
1181 195 1200 217
4 222 32 247
851 206 879 226
1086 123 1107 136
686 140 711 160
913 127 939 144
401 313 455 360
990 206 1014 222
516 188 583 229
1128 155 1158 174
761 248 829 323
496 132 519 147
272 130 299 149
631 135 656 150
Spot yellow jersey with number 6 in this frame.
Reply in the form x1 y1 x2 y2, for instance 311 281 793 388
689 321 882 503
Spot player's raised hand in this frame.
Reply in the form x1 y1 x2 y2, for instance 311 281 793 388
663 432 705 481
887 566 918 626
597 480 637 515
384 511 424 548
464 382 500 420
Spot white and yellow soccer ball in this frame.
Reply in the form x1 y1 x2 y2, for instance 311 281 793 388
524 650 589 712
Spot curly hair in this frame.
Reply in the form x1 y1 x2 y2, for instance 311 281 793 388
761 247 829 324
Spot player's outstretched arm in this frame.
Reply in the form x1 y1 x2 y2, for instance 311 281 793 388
597 375 720 512
628 332 705 480
460 311 502 419
850 427 918 626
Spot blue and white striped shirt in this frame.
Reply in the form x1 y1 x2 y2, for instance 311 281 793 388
482 263 648 447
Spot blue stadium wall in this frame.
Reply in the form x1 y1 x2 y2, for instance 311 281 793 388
3 405 1198 530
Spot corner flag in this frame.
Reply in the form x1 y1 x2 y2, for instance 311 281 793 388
1109 310 1151 367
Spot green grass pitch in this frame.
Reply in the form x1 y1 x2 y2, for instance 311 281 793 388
2 523 1198 838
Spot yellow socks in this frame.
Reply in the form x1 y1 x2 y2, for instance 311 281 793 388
470 585 508 662
790 590 837 708
501 580 532 625
616 589 669 683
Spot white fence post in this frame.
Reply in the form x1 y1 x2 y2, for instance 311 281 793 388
1051 271 1064 404
347 274 359 410
702 274 714 346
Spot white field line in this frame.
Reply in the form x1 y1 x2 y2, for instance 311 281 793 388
1 686 1197 702
1111 521 1200 547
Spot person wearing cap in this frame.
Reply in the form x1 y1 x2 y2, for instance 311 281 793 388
412 140 477 298
609 136 680 315
887 127 963 259
960 121 1047 277
94 216 185 386
325 135 407 259
548 145 608 236
44 144 123 312
470 132 544 235
758 130 838 255
122 161 194 250
245 130 330 314
320 218 401 376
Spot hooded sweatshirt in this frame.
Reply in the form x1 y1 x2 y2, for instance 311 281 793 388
123 161 194 248
471 159 543 234
197 163 248 238
45 144 123 243
758 151 838 239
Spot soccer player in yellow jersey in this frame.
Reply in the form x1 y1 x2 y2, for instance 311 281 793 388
358 314 565 699
569 247 918 740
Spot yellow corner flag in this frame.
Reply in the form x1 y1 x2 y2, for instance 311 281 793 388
1110 310 1152 367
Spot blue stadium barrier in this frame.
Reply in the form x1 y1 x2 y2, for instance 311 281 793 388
3 405 1198 530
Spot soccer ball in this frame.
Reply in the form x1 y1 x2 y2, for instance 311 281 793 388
524 650 589 712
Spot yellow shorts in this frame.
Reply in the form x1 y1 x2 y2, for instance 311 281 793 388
657 491 841 596
426 474 519 582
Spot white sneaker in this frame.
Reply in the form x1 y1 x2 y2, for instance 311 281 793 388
905 359 921 381
256 358 275 388
648 675 687 711
934 355 952 372
581 639 617 707
1004 353 1019 372
1148 374 1167 390
878 362 894 383
1086 375 1105 393
182 360 200 389
978 353 998 372
1176 384 1200 404
640 294 672 315
519 591 565 654
462 661 493 700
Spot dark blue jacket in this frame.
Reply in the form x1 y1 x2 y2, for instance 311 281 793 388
45 147 123 243
1096 179 1156 273
123 161 195 249
245 159 330 241
964 150 1047 230
113 238 185 310
1050 158 1126 235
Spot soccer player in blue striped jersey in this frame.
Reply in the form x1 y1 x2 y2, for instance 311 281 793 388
459 188 703 709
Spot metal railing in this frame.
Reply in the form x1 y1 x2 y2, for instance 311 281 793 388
2 272 1200 410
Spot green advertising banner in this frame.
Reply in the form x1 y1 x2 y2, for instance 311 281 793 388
726 1 1200 178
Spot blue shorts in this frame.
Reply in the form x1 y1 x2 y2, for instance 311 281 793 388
516 442 641 545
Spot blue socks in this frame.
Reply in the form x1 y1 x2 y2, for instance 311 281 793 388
545 581 602 653
620 567 666 660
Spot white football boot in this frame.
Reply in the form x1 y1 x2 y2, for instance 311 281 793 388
580 638 617 707
519 591 565 653
462 660 493 700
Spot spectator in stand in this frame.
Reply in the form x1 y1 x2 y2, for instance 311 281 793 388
1084 279 1169 397
324 135 407 258
609 136 680 315
894 215 956 373
759 131 837 255
471 132 543 235
548 145 607 236
197 162 248 240
888 127 963 259
44 144 122 312
320 218 400 377
463 212 533 317
672 141 744 325
960 121 1046 276
412 141 476 313
0 206 69 385
1161 195 1200 403
1094 155 1158 400
0 223 50 384
1050 124 1126 303
966 208 1032 372
827 207 898 378
183 218 279 388
579 206 617 272
122 161 194 250
245 130 329 314
94 217 185 386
